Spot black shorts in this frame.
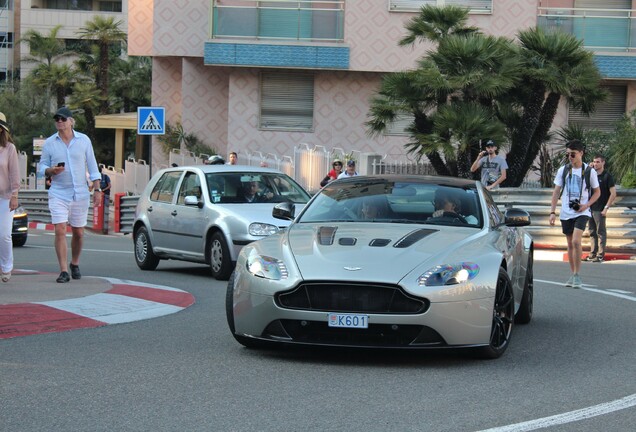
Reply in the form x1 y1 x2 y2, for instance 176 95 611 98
561 216 589 235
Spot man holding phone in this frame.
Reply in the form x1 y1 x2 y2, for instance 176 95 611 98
39 107 101 283
470 139 508 190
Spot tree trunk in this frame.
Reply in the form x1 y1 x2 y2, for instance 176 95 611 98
504 82 546 186
515 92 561 185
426 150 450 176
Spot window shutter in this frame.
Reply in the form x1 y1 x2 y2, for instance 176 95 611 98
573 0 631 9
390 1 492 13
261 72 314 130
568 85 626 132
386 113 414 136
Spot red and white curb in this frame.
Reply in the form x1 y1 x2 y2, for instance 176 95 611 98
0 278 195 340
27 222 72 232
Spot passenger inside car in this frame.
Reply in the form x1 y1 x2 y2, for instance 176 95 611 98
360 195 391 220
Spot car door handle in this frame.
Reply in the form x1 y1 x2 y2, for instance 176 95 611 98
171 210 178 216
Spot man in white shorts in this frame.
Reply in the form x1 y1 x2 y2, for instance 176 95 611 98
39 107 101 283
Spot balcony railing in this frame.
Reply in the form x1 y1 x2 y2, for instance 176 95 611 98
538 7 636 52
210 0 345 42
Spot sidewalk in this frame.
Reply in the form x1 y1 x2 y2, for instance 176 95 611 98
0 269 195 340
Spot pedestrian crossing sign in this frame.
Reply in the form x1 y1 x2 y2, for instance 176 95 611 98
137 107 165 135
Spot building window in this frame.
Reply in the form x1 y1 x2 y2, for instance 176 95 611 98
260 72 314 131
99 1 122 12
568 85 627 132
389 1 492 13
0 32 13 49
45 0 93 11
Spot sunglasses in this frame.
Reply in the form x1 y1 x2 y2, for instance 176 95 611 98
54 116 68 122
567 152 578 158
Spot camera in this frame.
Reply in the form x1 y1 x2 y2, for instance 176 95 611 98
569 199 580 211
57 162 65 167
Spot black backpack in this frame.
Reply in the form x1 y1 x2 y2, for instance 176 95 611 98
558 163 593 199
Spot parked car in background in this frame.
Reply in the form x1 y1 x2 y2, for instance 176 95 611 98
133 165 311 280
12 206 28 247
227 175 534 359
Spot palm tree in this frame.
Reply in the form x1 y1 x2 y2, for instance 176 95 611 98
77 16 127 114
504 27 606 185
30 63 78 108
367 6 521 177
109 56 152 112
20 25 71 67
67 82 102 143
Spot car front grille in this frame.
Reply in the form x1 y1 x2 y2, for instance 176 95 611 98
276 282 429 314
263 320 445 347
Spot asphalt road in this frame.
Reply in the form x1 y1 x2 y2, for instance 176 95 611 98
1 230 635 432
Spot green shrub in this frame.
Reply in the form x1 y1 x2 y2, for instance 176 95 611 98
620 171 636 189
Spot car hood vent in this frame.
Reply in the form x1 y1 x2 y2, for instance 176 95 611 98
369 238 391 247
317 226 337 245
393 228 438 248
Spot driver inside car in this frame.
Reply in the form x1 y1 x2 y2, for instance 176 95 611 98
431 191 478 224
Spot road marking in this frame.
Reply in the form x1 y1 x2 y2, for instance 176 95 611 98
608 289 632 294
23 245 133 254
583 287 636 301
534 278 597 288
475 393 636 432
536 279 635 301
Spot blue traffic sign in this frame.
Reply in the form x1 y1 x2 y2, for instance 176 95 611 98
138 107 165 135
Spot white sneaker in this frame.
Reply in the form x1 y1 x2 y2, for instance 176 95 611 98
1 272 10 282
564 275 574 287
572 274 582 289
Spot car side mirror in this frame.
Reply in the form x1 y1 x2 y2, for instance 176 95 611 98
184 195 203 209
504 208 531 227
273 202 295 221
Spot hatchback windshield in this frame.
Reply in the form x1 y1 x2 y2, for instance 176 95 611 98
298 179 482 227
205 172 311 204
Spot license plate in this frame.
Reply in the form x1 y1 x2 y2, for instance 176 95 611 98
328 313 369 329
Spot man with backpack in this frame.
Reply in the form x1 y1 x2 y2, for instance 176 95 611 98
549 140 600 288
585 154 617 263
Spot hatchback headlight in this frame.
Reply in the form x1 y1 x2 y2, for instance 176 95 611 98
249 223 279 236
418 263 479 286
246 252 288 280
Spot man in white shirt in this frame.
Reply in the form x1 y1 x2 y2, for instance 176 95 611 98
549 139 600 288
39 107 101 283
338 160 358 179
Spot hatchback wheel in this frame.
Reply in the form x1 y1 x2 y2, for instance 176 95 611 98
209 232 232 280
134 226 160 270
476 268 514 359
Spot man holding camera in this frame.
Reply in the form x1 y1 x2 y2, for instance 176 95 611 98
549 140 600 288
470 140 507 190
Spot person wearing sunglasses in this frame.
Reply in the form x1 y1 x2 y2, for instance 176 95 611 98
320 158 344 187
549 139 600 288
39 107 101 283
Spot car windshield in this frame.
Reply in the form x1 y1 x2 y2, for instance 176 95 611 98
297 178 482 227
205 172 311 204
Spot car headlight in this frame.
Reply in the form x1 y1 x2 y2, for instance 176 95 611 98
249 223 279 236
13 206 27 218
246 252 288 280
418 262 479 286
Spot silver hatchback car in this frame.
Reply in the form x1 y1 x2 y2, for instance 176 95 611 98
133 165 311 280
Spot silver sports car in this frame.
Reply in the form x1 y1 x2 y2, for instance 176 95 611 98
226 175 533 358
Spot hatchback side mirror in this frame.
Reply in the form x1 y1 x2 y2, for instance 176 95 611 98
504 208 531 227
273 202 295 221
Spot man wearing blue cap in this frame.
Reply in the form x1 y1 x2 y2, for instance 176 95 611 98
39 107 101 283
